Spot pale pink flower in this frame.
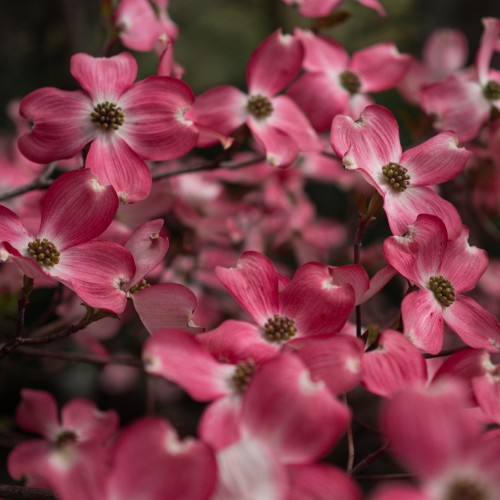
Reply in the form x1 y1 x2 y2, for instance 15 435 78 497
331 104 471 237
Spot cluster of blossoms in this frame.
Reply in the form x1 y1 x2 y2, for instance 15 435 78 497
1 1 500 499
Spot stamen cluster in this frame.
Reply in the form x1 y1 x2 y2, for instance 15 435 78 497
339 70 361 94
382 162 411 192
428 275 456 307
91 101 125 130
247 94 273 119
230 359 256 394
263 314 297 342
446 478 487 500
128 279 150 295
54 430 78 448
27 238 60 267
483 80 500 101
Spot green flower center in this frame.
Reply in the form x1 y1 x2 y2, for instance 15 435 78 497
91 101 125 130
339 70 361 94
382 162 411 192
247 94 273 119
27 238 60 267
230 359 256 394
128 279 150 295
55 430 78 448
445 478 487 500
263 314 297 343
483 80 500 101
428 275 456 307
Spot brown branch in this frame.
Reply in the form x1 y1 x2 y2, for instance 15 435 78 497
0 484 55 500
0 163 57 203
351 443 389 474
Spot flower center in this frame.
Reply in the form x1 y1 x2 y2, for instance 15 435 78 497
27 238 60 267
247 94 273 119
91 101 125 130
339 70 361 94
54 430 78 448
428 275 456 307
382 162 411 192
230 359 256 394
445 478 488 500
263 314 297 343
128 279 150 295
483 80 500 101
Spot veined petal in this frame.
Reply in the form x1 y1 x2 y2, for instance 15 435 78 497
350 43 410 93
18 88 94 163
143 329 233 400
400 132 471 186
53 241 134 313
0 205 32 252
402 290 444 354
330 105 401 180
383 186 462 239
132 283 199 334
443 296 500 352
247 30 303 96
118 76 198 161
86 134 151 203
439 226 488 293
70 52 138 102
38 170 118 251
215 251 280 327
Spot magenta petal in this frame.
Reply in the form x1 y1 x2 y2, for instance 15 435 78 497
16 389 59 438
371 484 428 500
7 440 51 486
38 170 118 251
439 226 488 293
443 296 500 352
295 0 342 17
400 131 471 186
360 265 398 303
70 52 138 102
18 88 94 163
215 251 279 327
330 105 402 180
0 205 32 252
350 43 410 93
287 464 362 500
356 0 387 16
143 329 233 400
267 96 321 152
199 397 242 450
242 354 350 463
476 18 500 84
118 76 198 161
473 375 500 424
383 186 462 239
132 283 199 334
361 330 427 397
125 219 169 284
86 134 151 203
246 30 303 96
402 290 444 354
54 241 134 313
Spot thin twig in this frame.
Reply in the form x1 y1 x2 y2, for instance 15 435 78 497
351 443 389 474
0 163 57 203
355 473 414 480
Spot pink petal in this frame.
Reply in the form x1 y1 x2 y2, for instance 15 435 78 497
287 464 362 500
400 131 471 186
132 282 199 334
267 95 321 152
143 329 233 400
199 397 242 450
215 251 279 327
423 29 468 78
86 134 151 203
53 241 134 313
287 72 349 131
293 0 342 17
16 389 59 438
476 18 500 84
118 76 198 160
330 105 402 182
8 440 51 486
371 485 428 500
246 30 303 96
439 226 488 293
18 88 94 163
0 205 32 251
383 186 462 239
242 354 350 463
292 334 364 395
350 43 410 93
70 52 138 102
402 290 444 354
106 418 217 500
38 169 118 251
125 219 169 285
473 374 500 424
356 0 386 16
359 265 398 303
443 296 500 352
361 330 427 397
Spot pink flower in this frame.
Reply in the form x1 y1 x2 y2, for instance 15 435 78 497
383 214 500 354
191 30 320 167
18 52 198 202
331 104 471 237
281 0 385 18
0 170 135 313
